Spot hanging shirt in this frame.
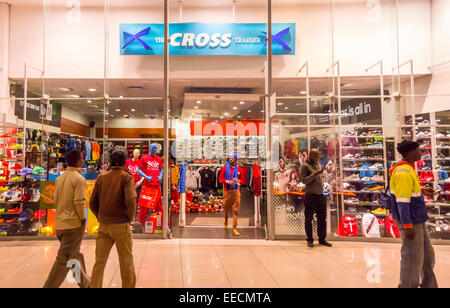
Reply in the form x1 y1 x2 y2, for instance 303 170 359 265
139 155 163 187
171 165 180 185
126 159 141 183
199 168 216 190
186 169 200 191
85 141 92 161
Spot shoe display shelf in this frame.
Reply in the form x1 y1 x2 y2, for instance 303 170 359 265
339 125 389 229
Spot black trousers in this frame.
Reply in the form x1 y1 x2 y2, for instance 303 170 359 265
304 193 327 243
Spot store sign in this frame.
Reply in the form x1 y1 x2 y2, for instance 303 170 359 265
15 100 62 128
120 23 296 56
341 98 382 124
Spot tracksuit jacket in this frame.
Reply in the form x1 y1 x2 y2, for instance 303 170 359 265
389 161 428 229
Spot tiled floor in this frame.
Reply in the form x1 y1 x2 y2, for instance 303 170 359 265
0 239 449 288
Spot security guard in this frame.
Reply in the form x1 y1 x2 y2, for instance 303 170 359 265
390 140 438 288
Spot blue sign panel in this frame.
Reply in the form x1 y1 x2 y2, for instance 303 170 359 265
120 23 295 56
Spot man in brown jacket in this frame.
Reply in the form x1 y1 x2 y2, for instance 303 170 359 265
90 150 137 288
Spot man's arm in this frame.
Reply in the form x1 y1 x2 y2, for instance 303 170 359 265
219 167 234 185
89 176 101 218
299 165 318 184
73 177 87 225
124 175 137 222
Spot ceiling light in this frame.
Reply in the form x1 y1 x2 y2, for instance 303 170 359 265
119 96 124 99
237 116 241 118
232 107 237 110
240 101 245 105
59 87 71 92
89 88 97 92
284 107 289 110
220 116 224 119
191 113 195 115
300 91 307 95
224 113 229 116
261 110 264 113
194 106 199 109
248 110 251 113
196 100 202 104
69 94 80 98
277 103 284 106
115 109 121 112
131 109 135 112
87 100 92 103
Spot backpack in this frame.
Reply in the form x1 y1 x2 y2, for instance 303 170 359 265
378 176 393 210
336 214 359 237
384 215 401 238
362 213 380 238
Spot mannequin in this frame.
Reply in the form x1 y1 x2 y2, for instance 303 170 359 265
137 143 163 226
126 149 144 201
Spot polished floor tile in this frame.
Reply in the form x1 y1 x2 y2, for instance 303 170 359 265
0 239 448 288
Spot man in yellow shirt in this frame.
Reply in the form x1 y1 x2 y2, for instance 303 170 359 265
43 150 90 288
390 140 438 288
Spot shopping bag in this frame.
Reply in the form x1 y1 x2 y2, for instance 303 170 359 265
138 186 161 211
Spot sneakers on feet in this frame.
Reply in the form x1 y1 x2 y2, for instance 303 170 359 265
232 228 240 236
319 241 333 247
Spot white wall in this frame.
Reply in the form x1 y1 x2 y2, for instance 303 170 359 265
61 105 90 126
422 0 450 113
8 0 433 80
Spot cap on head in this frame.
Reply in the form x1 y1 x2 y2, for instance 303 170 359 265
397 140 420 156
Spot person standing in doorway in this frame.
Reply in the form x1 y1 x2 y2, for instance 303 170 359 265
390 140 438 288
43 150 90 288
219 153 244 237
299 149 333 248
90 150 137 288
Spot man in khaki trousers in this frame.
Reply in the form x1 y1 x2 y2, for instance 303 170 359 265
89 150 137 288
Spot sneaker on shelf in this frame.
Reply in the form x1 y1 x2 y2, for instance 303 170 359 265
370 185 384 191
8 144 23 150
10 164 23 170
371 207 387 215
343 154 354 160
0 186 7 192
9 176 22 182
371 175 384 182
345 207 358 214
361 176 373 181
0 177 6 182
7 207 20 213
347 198 359 204
369 163 384 170
345 174 360 181
30 192 40 203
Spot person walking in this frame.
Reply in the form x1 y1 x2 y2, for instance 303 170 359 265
90 150 137 288
390 140 438 288
219 153 244 237
299 149 333 248
43 150 90 288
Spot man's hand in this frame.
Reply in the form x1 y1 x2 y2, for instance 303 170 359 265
226 180 234 185
422 187 435 198
404 228 416 240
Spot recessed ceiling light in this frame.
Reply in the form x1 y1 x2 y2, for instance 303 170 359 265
119 96 124 99
196 100 202 104
191 113 195 115
94 105 98 108
224 113 229 116
248 110 251 113
261 110 264 113
194 106 199 109
240 101 245 105
59 87 71 92
232 107 237 110
237 115 241 118
115 109 121 112
105 112 109 115
87 100 92 103
69 94 80 98
300 91 307 95
284 107 289 110
277 103 284 106
131 109 135 112
89 88 97 92
220 116 224 119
